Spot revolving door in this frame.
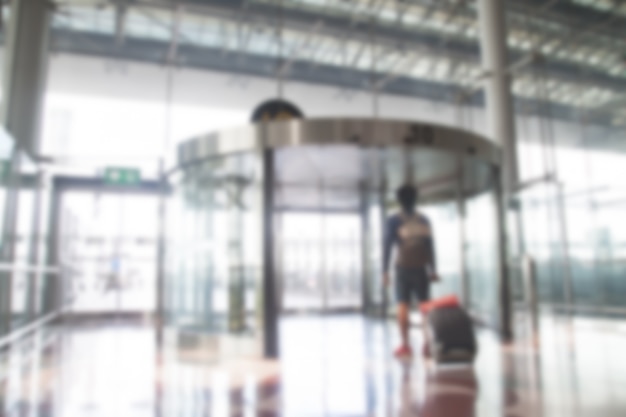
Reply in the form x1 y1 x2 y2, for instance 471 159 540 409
164 118 504 359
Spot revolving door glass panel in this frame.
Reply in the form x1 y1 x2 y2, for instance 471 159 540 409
274 145 363 312
364 145 499 320
273 141 499 321
168 119 506 359
279 212 362 311
165 150 263 358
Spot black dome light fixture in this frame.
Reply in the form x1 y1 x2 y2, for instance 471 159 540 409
250 98 304 122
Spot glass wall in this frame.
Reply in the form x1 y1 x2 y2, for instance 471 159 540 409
421 202 462 300
274 145 364 313
11 183 36 328
165 150 263 359
168 130 502 350
0 127 59 338
515 114 626 316
0 132 17 337
361 145 499 323
279 212 362 311
59 192 159 314
465 192 499 326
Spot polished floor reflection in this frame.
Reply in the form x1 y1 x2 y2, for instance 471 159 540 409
1 314 626 416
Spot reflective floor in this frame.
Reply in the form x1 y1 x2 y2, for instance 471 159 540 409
1 314 626 416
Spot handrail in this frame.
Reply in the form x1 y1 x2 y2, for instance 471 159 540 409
0 263 61 274
0 310 61 349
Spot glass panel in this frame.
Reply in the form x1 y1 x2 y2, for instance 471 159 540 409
361 147 385 315
465 191 499 326
280 213 324 311
274 145 363 211
118 196 158 311
0 147 42 334
518 182 568 305
324 213 363 309
11 188 35 329
516 112 626 317
323 215 361 309
421 202 462 300
274 145 363 312
562 147 626 310
0 149 16 336
60 192 159 314
361 144 498 321
165 150 263 359
34 174 53 319
279 212 362 311
363 189 384 314
382 146 464 315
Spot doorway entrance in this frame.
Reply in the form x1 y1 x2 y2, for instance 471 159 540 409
279 212 362 312
166 118 505 359
58 186 160 316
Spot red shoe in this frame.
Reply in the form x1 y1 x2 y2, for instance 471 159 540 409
394 345 413 358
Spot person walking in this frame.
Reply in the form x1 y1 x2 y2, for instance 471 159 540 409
383 184 439 358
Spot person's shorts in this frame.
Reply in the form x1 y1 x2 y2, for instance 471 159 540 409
395 267 430 304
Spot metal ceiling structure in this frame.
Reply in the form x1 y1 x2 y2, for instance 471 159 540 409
38 0 626 126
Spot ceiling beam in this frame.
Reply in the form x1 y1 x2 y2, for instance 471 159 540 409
125 0 626 93
48 27 617 127
166 5 183 64
508 0 626 43
114 3 128 46
277 19 324 77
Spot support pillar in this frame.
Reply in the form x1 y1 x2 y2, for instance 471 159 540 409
2 0 52 154
477 0 518 192
0 149 21 335
227 176 246 333
27 170 50 320
379 152 389 318
43 184 62 315
494 168 512 340
456 172 469 307
155 160 167 347
478 0 517 341
262 149 279 358
359 182 368 314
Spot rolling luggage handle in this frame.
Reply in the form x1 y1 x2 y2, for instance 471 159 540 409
420 295 461 315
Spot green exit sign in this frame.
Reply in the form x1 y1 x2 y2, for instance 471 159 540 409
104 167 141 186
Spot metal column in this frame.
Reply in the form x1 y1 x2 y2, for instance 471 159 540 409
227 172 246 333
478 0 517 340
155 162 167 346
43 185 62 315
1 0 52 155
0 150 21 335
262 149 279 358
456 172 469 307
477 0 518 193
27 170 50 320
360 181 370 314
494 167 513 340
0 0 51 332
522 255 539 337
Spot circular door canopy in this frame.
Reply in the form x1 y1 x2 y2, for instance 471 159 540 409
177 118 501 206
